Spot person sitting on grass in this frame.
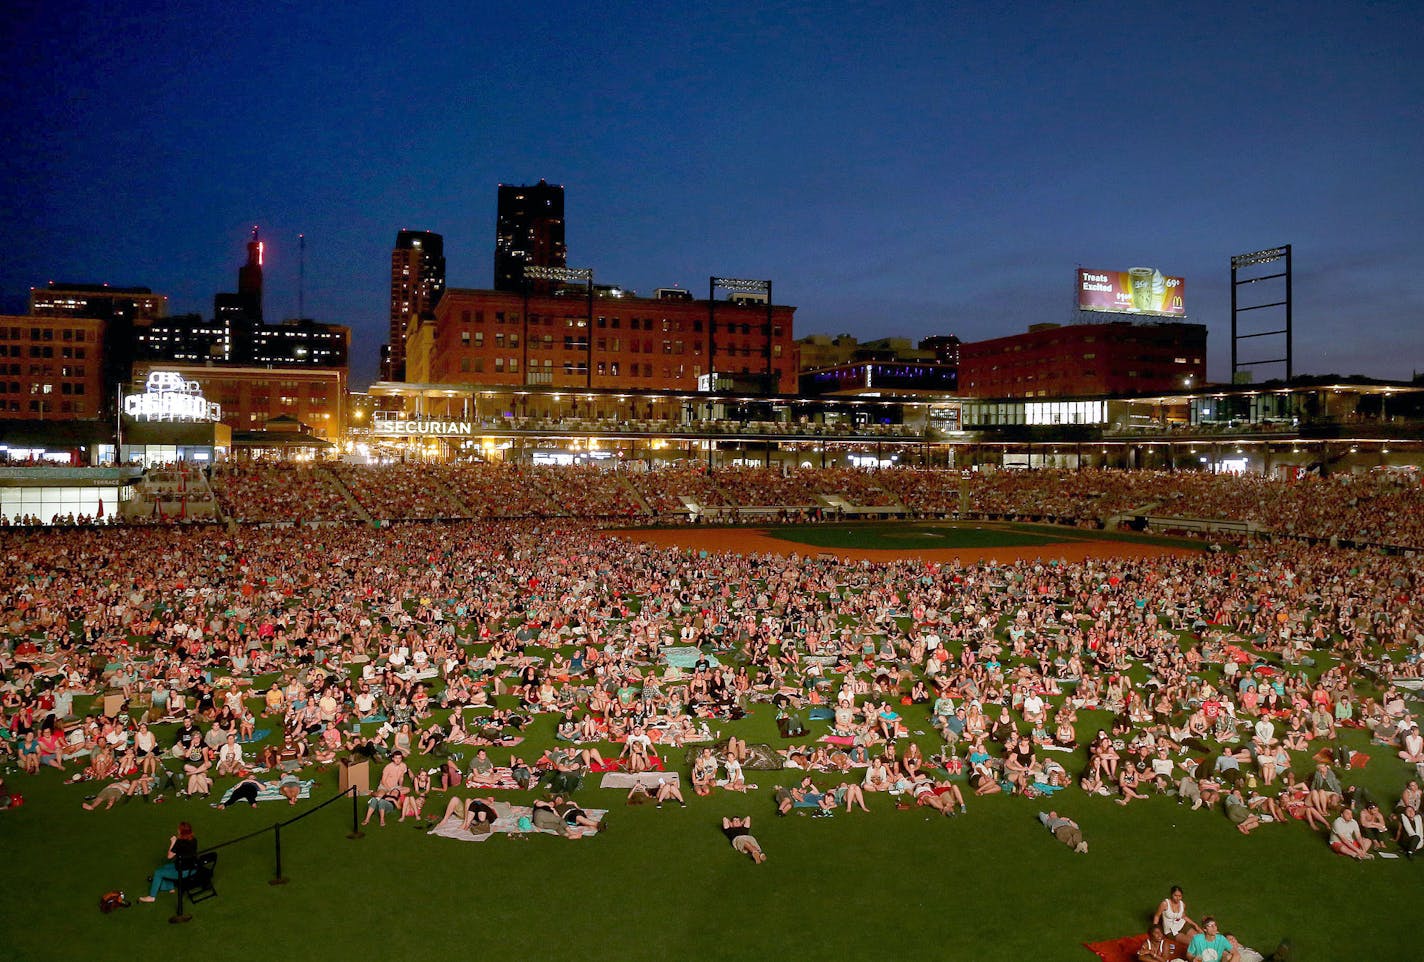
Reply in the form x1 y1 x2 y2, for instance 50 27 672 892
399 768 431 822
466 748 498 786
364 751 409 827
1395 804 1422 858
181 742 213 798
1329 807 1373 860
722 815 765 864
971 759 1003 797
1137 925 1176 961
1185 916 1237 962
1152 885 1198 946
863 756 892 792
620 726 654 773
1116 764 1149 806
691 748 718 797
722 754 750 793
215 732 244 776
653 777 686 808
1309 762 1343 813
1356 801 1390 850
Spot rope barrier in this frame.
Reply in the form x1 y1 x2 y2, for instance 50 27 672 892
168 785 361 921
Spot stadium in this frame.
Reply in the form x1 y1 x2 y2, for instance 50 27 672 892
3 449 1423 961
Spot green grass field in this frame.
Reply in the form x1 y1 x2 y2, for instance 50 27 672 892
3 680 1418 961
1 525 1418 962
763 521 1075 551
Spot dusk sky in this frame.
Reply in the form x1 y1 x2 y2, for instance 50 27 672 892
2 0 1420 388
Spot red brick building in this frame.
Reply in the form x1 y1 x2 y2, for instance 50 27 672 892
0 314 105 419
406 288 796 393
131 362 347 440
958 321 1207 398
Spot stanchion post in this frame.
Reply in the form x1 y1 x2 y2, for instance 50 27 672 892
168 859 191 924
348 786 364 840
269 823 289 886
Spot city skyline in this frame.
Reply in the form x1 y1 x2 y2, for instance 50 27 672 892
2 1 1420 389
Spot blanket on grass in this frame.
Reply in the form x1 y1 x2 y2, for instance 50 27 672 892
662 646 721 670
462 766 528 791
599 771 680 790
426 804 607 842
1082 934 1186 961
589 756 665 773
219 779 315 805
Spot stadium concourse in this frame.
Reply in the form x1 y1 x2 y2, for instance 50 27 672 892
1 464 1422 959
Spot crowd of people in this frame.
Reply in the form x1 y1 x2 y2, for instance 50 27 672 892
0 496 1420 942
180 462 1424 551
211 463 358 524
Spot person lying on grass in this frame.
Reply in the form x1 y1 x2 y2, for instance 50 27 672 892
912 775 965 816
436 794 500 832
1223 788 1263 835
83 778 142 810
722 816 765 864
1037 810 1086 852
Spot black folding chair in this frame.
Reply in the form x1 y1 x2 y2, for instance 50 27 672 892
177 852 219 903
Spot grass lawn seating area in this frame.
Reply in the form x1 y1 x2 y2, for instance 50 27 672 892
1 519 1421 961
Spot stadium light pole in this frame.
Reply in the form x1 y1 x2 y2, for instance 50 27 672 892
1230 245 1293 385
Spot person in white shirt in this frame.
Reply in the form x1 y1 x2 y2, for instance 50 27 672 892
216 733 245 775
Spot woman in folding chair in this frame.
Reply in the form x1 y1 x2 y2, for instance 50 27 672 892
139 821 198 902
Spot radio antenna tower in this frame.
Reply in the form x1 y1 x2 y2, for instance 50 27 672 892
297 233 306 319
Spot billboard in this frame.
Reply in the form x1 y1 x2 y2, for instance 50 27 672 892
1077 268 1185 317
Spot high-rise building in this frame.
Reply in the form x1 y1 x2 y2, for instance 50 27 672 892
383 230 445 381
494 180 566 293
214 227 265 348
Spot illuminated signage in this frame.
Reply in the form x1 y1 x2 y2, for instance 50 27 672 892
123 372 221 422
371 416 473 437
1077 267 1186 317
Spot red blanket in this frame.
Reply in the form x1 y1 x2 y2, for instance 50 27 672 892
589 756 665 773
1084 934 1184 961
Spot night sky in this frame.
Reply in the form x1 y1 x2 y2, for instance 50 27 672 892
2 0 1420 388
